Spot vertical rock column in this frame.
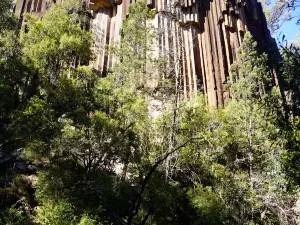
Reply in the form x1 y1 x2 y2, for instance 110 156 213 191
14 0 53 20
15 0 274 107
149 0 272 106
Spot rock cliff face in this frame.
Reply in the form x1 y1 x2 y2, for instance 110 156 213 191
14 0 52 19
14 0 275 106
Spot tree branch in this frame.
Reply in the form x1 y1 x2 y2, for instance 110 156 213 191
126 137 202 225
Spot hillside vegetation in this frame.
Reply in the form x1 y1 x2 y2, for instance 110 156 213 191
1 0 300 224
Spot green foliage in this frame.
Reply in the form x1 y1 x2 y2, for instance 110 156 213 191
277 40 300 188
0 1 35 220
188 184 228 224
0 28 29 155
108 1 168 94
171 33 296 224
1 0 300 224
281 43 300 117
21 0 92 81
230 33 272 100
282 116 300 188
77 215 98 225
0 0 18 32
0 205 30 225
34 200 77 225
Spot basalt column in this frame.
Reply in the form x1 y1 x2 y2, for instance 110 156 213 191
89 0 274 106
150 0 273 106
14 0 53 21
14 0 274 107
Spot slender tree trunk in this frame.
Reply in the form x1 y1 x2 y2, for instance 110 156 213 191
248 117 254 221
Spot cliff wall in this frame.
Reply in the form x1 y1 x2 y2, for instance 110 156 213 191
14 0 274 106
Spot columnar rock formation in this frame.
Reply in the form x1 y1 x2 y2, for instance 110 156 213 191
14 0 52 19
14 0 274 106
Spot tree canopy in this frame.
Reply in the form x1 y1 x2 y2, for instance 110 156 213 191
1 0 300 224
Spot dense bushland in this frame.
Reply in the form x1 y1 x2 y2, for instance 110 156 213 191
0 0 300 224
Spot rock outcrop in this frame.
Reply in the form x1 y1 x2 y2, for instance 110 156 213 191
14 0 275 106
